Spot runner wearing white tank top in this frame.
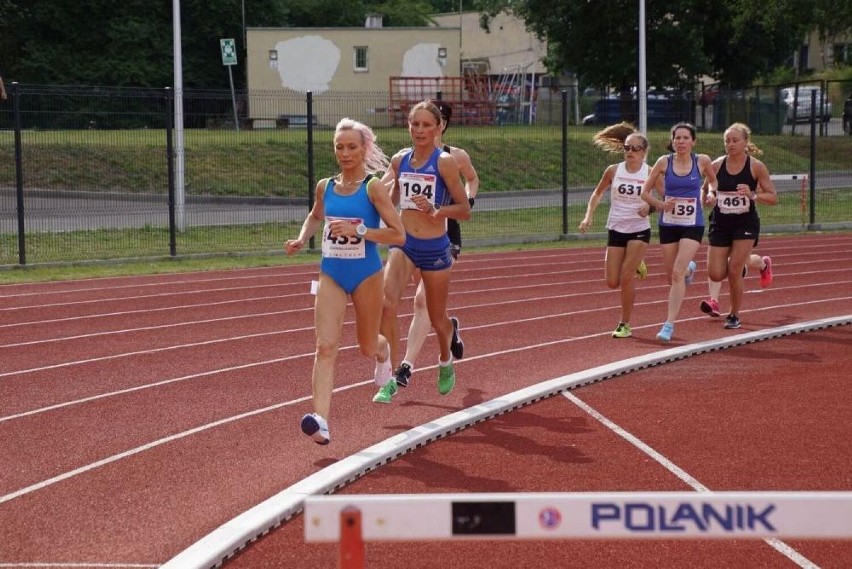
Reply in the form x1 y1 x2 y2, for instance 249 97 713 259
580 123 655 339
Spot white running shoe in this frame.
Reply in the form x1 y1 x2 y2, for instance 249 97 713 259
300 413 330 445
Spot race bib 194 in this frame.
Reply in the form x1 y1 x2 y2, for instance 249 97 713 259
399 173 437 211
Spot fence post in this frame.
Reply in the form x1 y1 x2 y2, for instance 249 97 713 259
561 89 568 236
307 91 316 250
12 82 26 265
808 89 818 230
166 87 177 256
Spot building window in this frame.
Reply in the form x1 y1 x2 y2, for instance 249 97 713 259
354 46 368 72
833 43 850 65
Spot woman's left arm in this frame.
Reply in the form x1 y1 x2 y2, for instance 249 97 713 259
435 153 471 221
366 178 406 245
752 159 779 206
699 154 718 193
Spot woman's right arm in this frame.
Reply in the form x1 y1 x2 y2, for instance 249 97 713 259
641 156 669 211
579 165 615 232
284 179 326 255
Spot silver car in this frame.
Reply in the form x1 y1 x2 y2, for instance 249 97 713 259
780 86 832 123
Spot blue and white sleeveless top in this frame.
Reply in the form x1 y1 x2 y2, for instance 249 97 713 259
320 177 380 264
660 153 704 227
397 147 450 212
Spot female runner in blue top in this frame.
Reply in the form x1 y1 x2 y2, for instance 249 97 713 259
642 122 718 342
374 100 470 403
285 118 404 444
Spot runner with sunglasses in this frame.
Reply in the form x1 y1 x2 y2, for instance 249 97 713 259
580 122 655 339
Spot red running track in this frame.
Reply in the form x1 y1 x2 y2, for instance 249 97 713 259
0 234 850 568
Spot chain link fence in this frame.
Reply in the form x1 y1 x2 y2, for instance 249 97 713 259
1 83 850 267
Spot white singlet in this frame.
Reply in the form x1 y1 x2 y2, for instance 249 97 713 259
606 162 651 233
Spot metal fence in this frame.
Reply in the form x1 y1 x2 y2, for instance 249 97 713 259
1 83 850 267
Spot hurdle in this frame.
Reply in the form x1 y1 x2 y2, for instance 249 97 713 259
306 492 852 568
767 173 808 226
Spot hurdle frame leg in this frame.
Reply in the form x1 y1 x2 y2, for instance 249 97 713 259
339 506 365 569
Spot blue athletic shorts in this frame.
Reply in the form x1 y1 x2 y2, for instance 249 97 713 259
391 233 453 271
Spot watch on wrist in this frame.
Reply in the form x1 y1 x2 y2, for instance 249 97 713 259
355 223 368 237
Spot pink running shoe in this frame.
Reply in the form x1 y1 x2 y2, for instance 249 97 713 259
760 256 773 288
700 297 721 318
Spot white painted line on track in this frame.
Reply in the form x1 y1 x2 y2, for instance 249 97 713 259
0 294 310 330
0 561 159 569
3 296 851 421
564 393 820 568
5 279 851 376
160 316 850 569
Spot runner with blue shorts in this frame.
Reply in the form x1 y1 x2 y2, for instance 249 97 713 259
374 101 471 404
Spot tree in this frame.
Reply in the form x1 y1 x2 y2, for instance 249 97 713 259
477 0 822 90
0 0 272 88
701 0 813 86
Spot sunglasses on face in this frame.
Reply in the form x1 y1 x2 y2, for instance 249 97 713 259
623 144 645 152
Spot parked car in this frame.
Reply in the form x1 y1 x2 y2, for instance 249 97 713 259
780 86 832 123
581 97 691 127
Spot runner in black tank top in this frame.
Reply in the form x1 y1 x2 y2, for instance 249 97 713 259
701 123 779 330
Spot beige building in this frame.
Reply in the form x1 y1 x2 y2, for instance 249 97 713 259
246 22 460 127
800 30 852 71
430 11 547 78
244 12 554 128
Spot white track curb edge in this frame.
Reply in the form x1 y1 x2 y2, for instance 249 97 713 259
161 315 851 568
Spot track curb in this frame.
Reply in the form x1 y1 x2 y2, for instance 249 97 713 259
162 315 851 568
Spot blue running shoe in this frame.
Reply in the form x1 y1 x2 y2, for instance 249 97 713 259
656 322 674 343
684 260 697 285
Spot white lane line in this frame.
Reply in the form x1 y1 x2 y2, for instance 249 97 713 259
0 386 309 505
0 563 158 568
3 285 850 379
564 391 819 568
2 296 850 422
0 293 309 330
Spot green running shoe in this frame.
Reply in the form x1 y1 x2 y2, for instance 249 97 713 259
372 380 398 403
635 260 648 280
612 322 632 338
437 362 456 395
